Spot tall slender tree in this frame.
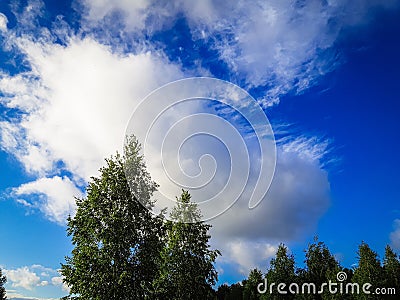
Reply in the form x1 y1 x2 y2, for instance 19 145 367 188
300 238 341 300
264 243 297 300
60 136 164 299
352 242 384 300
154 190 220 300
243 268 263 300
382 245 400 299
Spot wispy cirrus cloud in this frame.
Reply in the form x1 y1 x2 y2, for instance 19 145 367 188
79 0 400 105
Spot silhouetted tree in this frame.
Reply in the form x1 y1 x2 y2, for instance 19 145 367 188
0 268 6 300
217 283 230 300
229 283 244 300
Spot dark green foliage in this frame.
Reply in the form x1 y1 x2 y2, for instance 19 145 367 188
216 283 231 300
303 238 340 285
299 238 341 300
0 268 6 300
243 268 263 300
352 242 384 300
382 245 400 299
154 190 220 300
217 282 244 300
60 136 164 299
263 243 297 300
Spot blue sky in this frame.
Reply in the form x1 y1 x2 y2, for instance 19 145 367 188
0 0 399 299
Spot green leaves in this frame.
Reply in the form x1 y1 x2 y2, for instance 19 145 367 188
243 269 263 300
264 244 297 300
154 190 220 300
352 242 384 300
61 136 164 299
60 137 220 300
382 245 400 299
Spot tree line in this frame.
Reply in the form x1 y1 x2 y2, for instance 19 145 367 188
0 136 399 299
217 240 400 300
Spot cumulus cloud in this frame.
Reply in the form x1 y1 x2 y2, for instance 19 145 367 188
221 240 278 275
1 35 182 180
0 22 182 224
0 0 339 277
4 265 67 295
210 139 330 274
4 267 44 290
1 0 333 254
51 276 69 292
390 219 400 250
3 290 47 300
212 145 330 239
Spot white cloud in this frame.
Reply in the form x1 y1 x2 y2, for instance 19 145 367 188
51 276 69 292
220 240 277 275
278 135 335 167
5 290 44 300
0 13 7 31
1 28 183 224
4 267 43 290
13 176 81 224
4 265 67 297
390 219 400 250
50 276 62 285
1 0 335 274
2 35 182 179
81 0 150 30
209 141 330 275
80 0 400 105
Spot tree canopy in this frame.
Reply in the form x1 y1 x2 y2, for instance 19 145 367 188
217 240 399 300
61 136 220 300
61 137 165 299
